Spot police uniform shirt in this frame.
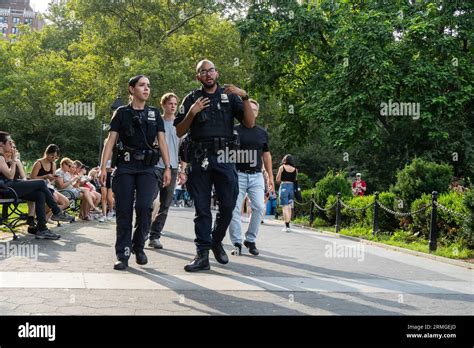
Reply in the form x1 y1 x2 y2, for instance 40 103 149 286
234 124 269 172
110 105 165 149
174 85 244 140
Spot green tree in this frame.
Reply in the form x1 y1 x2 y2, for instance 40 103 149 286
237 0 473 190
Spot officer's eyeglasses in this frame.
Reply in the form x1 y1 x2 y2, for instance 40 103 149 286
198 68 216 76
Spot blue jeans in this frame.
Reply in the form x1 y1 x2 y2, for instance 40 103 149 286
228 172 265 245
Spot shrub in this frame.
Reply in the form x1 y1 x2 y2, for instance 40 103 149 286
297 172 313 190
314 170 352 207
325 194 338 224
293 188 314 217
392 158 453 207
367 191 399 232
410 191 468 243
461 188 474 247
410 194 432 236
293 216 310 227
337 192 399 232
313 217 330 227
341 195 374 227
339 226 373 239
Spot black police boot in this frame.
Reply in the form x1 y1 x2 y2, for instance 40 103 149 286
132 250 148 265
184 250 210 272
230 243 242 256
114 259 128 271
243 240 260 256
211 242 229 264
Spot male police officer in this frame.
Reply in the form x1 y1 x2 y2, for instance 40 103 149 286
100 75 171 271
175 60 255 272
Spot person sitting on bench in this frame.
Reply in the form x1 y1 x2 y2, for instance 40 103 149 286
0 132 73 240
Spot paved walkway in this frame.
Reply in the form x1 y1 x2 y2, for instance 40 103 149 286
0 208 472 315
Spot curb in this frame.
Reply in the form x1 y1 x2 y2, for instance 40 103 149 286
271 219 473 270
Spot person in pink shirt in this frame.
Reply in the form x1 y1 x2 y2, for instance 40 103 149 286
352 173 367 196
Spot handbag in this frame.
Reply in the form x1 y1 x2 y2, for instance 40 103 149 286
294 180 303 203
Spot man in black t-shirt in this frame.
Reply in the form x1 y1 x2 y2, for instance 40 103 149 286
228 99 274 256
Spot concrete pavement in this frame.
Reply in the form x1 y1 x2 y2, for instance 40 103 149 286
0 207 472 315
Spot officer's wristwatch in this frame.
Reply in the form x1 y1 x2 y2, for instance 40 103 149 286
164 164 172 170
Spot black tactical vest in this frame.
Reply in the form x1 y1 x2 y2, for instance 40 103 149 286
119 104 159 149
190 87 235 140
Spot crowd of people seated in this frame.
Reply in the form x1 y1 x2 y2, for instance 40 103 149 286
0 131 116 239
0 132 74 239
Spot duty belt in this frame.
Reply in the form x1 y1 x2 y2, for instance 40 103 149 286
119 146 146 160
192 137 234 152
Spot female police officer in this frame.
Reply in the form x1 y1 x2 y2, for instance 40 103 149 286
99 75 171 271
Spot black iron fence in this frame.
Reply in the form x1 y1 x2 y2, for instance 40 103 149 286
294 191 471 252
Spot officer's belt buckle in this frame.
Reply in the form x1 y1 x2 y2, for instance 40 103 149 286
133 151 145 161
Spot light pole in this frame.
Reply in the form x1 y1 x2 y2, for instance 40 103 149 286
98 95 123 165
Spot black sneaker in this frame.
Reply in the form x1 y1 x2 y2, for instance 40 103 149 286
51 211 74 222
243 240 259 256
231 243 242 256
35 229 61 240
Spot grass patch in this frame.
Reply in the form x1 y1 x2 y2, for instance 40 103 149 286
338 226 473 259
303 223 474 260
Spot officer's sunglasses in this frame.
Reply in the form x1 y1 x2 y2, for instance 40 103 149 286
198 68 216 76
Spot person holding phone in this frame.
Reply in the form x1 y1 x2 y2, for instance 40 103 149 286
352 173 367 196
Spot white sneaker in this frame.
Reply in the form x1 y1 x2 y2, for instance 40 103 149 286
98 215 106 223
281 227 288 232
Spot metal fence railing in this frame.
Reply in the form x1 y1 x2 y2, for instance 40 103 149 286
294 191 471 252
